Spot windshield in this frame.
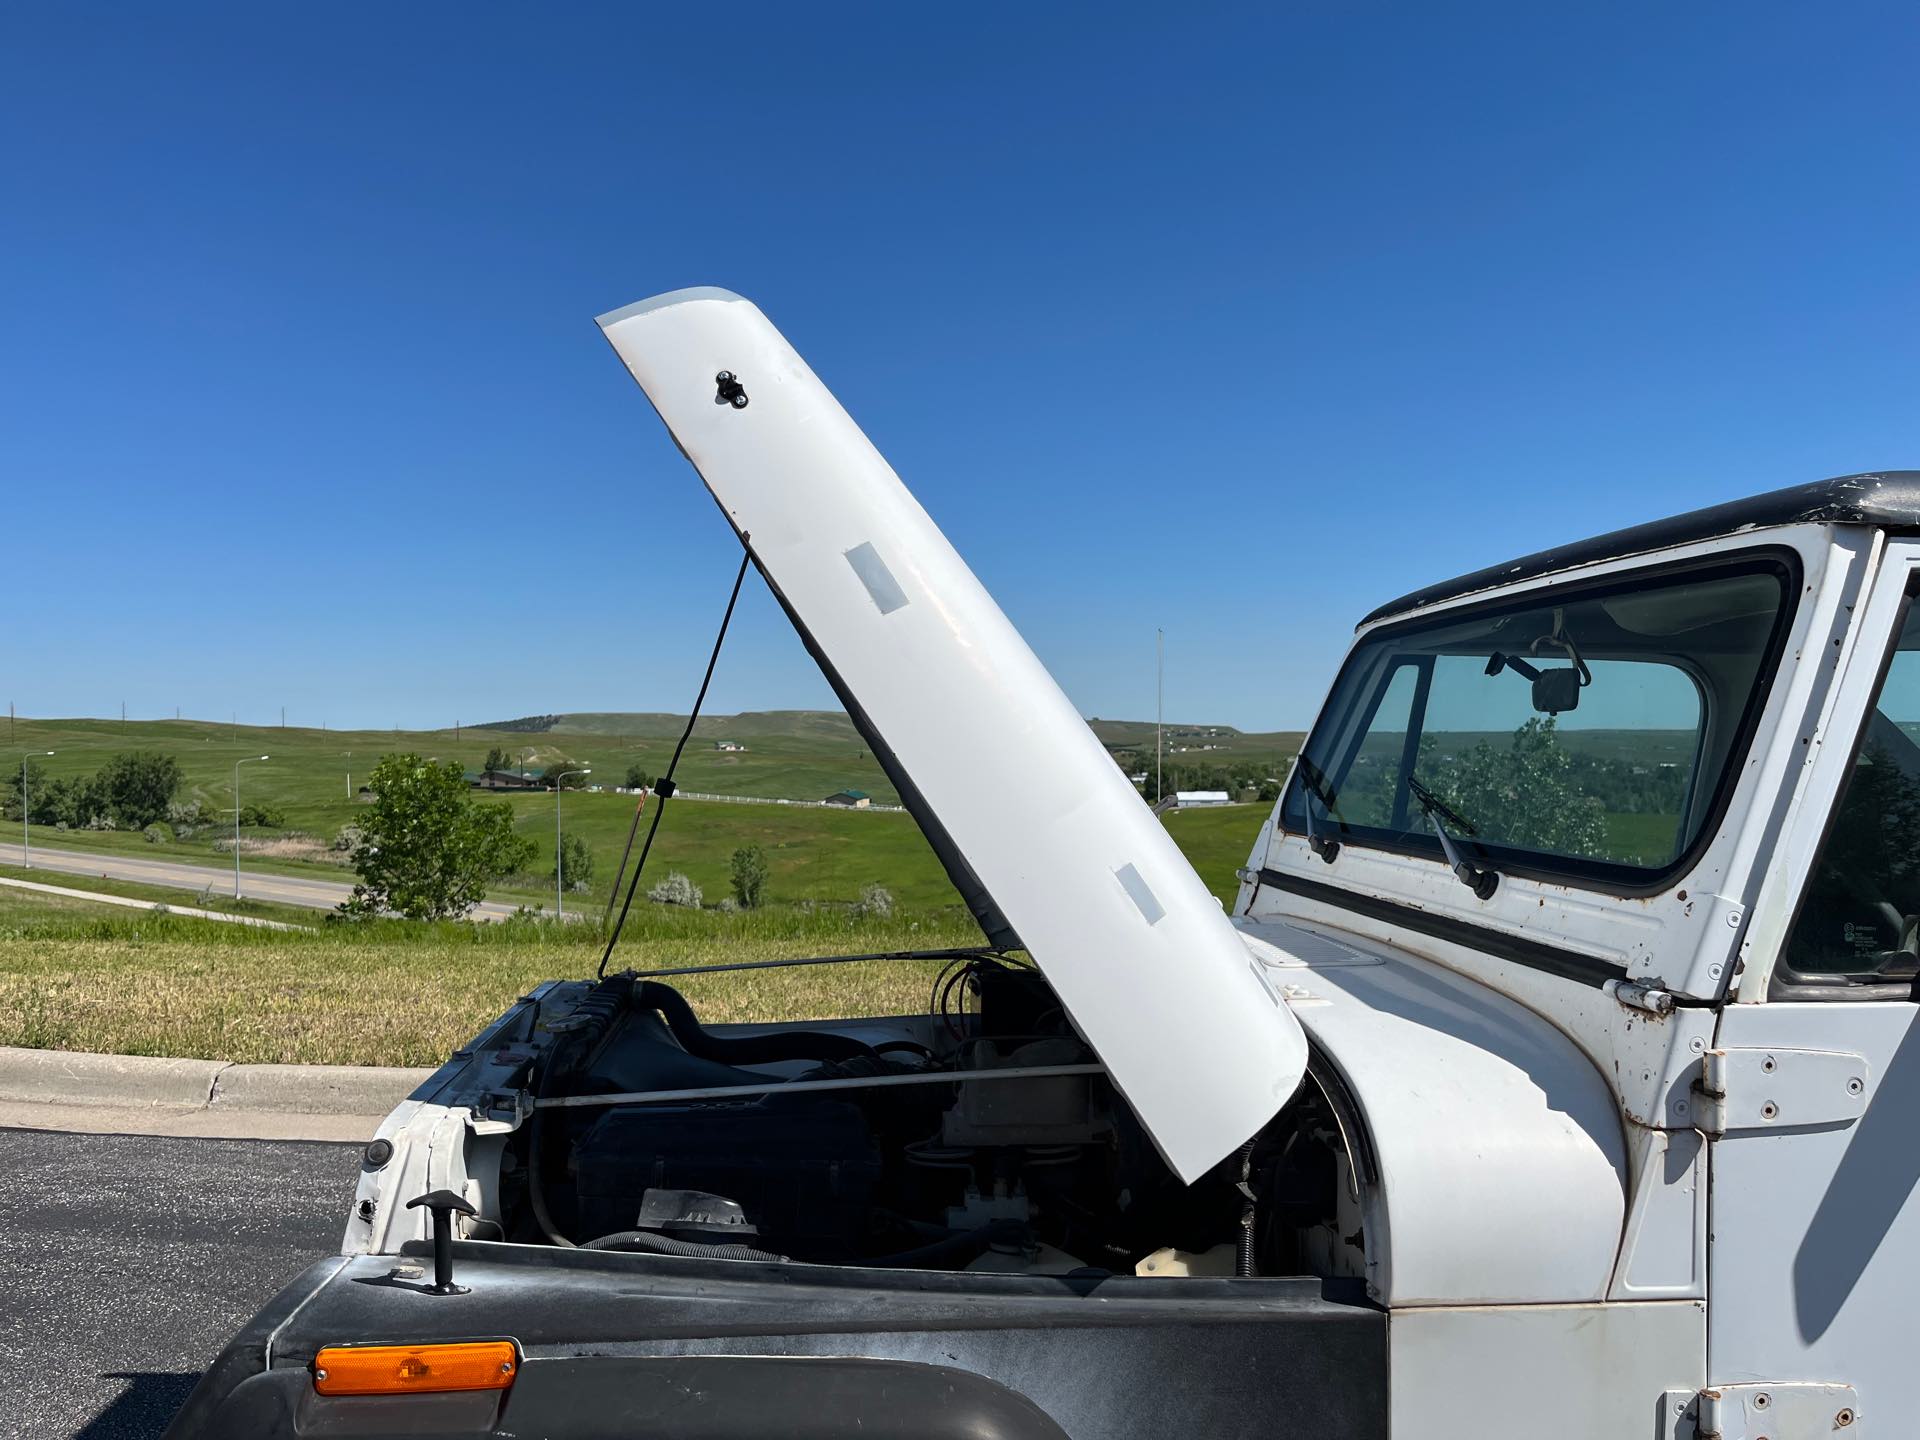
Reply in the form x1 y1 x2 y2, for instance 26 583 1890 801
1284 554 1796 886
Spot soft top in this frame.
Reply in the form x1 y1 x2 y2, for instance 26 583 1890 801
1364 470 1920 627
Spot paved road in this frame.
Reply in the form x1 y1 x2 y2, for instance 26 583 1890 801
0 1127 357 1438
0 843 522 922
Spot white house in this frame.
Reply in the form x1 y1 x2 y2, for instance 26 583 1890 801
1172 790 1233 807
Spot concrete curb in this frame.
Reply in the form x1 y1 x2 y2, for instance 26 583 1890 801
0 1045 432 1139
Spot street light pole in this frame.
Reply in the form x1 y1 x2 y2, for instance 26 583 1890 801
234 755 269 898
19 750 52 868
554 769 590 917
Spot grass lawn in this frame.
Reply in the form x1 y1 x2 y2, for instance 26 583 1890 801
0 863 317 928
0 901 985 1066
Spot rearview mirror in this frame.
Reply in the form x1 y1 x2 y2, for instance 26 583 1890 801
1532 668 1582 715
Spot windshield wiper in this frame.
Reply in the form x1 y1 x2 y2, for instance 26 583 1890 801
1294 756 1342 864
1406 775 1499 900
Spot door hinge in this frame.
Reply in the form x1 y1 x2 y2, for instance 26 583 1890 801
1691 1048 1869 1138
1676 1382 1861 1438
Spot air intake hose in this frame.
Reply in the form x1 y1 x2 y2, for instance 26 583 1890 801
632 981 879 1066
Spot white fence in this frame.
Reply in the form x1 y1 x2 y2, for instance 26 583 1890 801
620 787 906 814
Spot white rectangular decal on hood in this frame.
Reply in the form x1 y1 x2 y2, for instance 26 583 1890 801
596 288 1307 1183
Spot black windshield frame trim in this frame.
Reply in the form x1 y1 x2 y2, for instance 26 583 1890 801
1283 547 1805 900
1255 867 1628 989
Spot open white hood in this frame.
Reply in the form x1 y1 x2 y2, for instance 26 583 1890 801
596 288 1306 1182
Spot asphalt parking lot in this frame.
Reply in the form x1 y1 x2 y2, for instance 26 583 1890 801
0 1128 358 1438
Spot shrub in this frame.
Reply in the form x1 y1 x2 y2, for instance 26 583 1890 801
625 764 651 790
167 798 214 839
552 833 595 893
854 883 895 919
94 751 183 829
143 822 173 845
238 802 286 828
647 871 703 908
729 846 769 909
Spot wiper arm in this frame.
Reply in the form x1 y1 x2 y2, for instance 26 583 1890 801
1293 755 1342 864
1406 775 1499 900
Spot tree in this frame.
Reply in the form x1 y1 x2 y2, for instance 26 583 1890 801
0 759 46 822
482 746 508 774
729 845 769 909
553 833 594 892
341 754 536 920
94 751 183 829
540 762 589 789
1426 718 1608 859
624 763 651 790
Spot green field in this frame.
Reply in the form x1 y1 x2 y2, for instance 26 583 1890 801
4 714 1272 912
0 899 988 1065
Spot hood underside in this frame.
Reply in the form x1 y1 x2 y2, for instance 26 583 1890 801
595 287 1307 1182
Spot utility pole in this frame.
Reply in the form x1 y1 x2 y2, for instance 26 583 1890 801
555 769 591 918
121 701 126 733
1156 629 1164 804
280 706 285 730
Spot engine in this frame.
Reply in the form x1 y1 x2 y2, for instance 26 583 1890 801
497 959 1353 1277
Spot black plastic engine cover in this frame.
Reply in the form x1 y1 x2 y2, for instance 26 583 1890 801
571 1099 882 1257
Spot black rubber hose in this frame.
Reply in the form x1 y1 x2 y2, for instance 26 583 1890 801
633 980 880 1066
581 1231 786 1262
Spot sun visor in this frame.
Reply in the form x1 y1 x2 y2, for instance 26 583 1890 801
596 288 1307 1182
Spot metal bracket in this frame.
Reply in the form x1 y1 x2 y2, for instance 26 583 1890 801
1690 1382 1861 1438
1606 976 1677 1016
1692 1048 1869 1137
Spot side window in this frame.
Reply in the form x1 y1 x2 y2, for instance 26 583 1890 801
1783 590 1920 983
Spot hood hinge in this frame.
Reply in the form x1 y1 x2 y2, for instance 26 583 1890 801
1605 977 1677 1017
1690 1047 1870 1139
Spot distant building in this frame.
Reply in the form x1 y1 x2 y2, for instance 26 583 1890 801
712 740 748 752
467 769 545 791
824 789 871 808
1172 790 1233 808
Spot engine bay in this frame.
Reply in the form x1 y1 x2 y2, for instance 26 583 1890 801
474 956 1365 1280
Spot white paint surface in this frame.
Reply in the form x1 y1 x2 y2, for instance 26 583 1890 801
1240 916 1628 1305
1390 1300 1704 1439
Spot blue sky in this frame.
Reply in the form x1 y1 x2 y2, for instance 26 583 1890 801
5 4 1917 732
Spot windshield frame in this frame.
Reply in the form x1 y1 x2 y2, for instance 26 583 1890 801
1284 547 1804 897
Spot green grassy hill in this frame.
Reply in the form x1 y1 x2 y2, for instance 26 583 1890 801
5 714 1274 913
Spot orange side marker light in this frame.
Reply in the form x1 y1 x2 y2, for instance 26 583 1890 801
313 1341 517 1396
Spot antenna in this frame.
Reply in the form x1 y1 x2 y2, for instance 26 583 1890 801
1156 628 1164 804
